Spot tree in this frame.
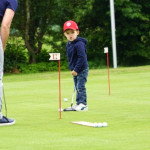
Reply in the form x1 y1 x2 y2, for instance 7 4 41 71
13 0 56 63
115 0 150 65
12 0 150 66
77 0 150 66
13 0 94 63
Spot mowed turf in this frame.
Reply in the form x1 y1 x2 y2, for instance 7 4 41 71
0 66 150 150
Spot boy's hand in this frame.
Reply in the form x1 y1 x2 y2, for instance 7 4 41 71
72 70 77 76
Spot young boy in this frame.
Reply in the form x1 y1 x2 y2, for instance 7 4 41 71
63 20 89 111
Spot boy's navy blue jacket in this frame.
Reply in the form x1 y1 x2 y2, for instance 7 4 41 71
66 37 88 73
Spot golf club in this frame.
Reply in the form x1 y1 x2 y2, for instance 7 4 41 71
3 88 7 117
71 86 76 107
63 86 76 111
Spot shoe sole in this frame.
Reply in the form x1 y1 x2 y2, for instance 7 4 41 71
76 107 88 111
0 120 15 126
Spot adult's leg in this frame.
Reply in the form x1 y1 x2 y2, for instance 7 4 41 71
0 37 4 119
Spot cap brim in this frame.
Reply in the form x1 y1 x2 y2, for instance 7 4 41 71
64 27 78 32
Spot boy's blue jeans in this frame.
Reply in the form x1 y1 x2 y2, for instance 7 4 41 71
73 68 88 105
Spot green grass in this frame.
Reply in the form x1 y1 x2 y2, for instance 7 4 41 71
0 66 150 150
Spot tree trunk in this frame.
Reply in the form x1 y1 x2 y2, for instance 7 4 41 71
25 0 36 63
29 55 36 64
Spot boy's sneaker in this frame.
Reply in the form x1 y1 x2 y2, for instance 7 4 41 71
0 116 15 126
72 104 78 109
74 103 88 111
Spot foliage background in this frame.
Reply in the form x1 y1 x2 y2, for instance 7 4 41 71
4 0 150 73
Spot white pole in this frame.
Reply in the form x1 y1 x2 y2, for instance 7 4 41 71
110 0 117 68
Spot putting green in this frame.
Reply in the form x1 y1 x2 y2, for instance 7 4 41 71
0 66 150 150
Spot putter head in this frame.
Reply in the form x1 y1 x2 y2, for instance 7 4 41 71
63 107 76 111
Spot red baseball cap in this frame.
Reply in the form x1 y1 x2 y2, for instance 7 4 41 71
63 20 79 32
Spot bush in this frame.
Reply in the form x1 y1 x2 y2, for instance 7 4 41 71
4 42 28 73
18 61 69 73
35 49 51 63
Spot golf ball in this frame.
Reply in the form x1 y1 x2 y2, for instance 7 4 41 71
94 123 99 128
58 108 63 112
102 122 108 127
97 123 103 127
64 98 68 102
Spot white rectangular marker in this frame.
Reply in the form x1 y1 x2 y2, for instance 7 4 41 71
49 53 60 60
104 47 108 53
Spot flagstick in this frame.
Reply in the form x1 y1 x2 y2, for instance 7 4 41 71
107 52 111 95
49 53 61 119
104 47 111 95
58 60 61 119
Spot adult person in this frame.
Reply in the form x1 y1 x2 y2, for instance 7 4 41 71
0 0 18 126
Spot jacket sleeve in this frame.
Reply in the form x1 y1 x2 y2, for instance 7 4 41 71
74 42 86 73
